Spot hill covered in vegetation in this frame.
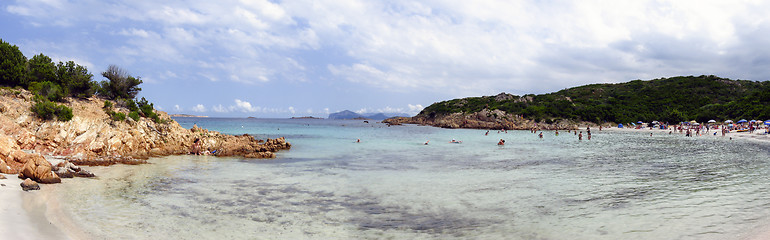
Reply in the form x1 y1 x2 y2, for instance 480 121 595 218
417 75 770 125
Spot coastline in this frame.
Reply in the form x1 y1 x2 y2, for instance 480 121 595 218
596 125 770 144
3 125 770 239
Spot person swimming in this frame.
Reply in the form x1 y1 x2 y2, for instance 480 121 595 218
450 139 462 143
498 139 505 145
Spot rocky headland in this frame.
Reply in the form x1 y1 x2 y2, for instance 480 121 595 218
0 88 290 187
383 108 586 130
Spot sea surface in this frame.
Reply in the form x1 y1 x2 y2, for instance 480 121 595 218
53 118 770 239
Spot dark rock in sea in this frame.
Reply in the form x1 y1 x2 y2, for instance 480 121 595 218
54 161 94 178
54 167 74 178
75 169 95 178
20 179 40 191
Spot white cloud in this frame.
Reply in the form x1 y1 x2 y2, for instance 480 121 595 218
8 0 770 100
233 99 259 112
212 104 228 113
174 105 182 112
191 104 206 112
288 106 296 114
408 104 424 112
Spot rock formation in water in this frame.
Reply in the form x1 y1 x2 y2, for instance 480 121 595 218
0 89 291 186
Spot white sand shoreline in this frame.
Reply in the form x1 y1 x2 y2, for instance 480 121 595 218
0 174 70 240
596 125 770 144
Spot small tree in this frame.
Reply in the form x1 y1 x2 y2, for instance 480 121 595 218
0 39 27 87
98 65 142 100
57 61 96 98
26 53 57 87
29 81 65 102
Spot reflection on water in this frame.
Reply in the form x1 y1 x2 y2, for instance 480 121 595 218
54 119 770 239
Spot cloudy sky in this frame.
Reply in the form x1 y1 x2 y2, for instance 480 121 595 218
3 0 770 117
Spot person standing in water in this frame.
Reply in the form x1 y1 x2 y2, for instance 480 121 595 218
539 132 543 138
578 131 583 140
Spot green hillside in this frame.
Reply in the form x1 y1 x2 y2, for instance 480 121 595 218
419 75 770 124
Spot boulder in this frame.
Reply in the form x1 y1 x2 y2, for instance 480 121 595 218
20 179 40 191
19 153 61 184
0 159 11 174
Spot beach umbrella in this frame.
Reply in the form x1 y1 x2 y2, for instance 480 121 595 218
765 120 770 125
737 119 748 123
637 121 643 124
708 120 716 123
725 120 733 123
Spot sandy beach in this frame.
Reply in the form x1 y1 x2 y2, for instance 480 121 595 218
597 125 770 143
0 174 70 240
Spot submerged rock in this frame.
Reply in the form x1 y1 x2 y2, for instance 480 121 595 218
20 179 40 191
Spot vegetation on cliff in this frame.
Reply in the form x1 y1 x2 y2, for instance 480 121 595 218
0 39 158 123
419 75 770 124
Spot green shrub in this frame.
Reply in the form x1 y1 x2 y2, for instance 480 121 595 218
137 97 154 117
98 65 142 100
128 111 140 121
56 105 73 121
125 99 139 112
103 100 113 109
111 112 126 121
30 100 58 120
30 98 72 121
29 81 65 102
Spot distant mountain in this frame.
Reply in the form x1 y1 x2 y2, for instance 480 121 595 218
328 110 412 120
328 110 362 119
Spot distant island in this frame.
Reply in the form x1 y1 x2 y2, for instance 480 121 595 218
290 116 324 119
169 114 209 118
384 75 770 130
328 110 410 120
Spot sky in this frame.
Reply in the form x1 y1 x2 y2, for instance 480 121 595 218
3 0 770 118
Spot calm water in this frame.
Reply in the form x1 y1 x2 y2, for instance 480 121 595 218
54 118 770 239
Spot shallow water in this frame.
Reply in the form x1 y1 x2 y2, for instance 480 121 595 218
54 118 770 239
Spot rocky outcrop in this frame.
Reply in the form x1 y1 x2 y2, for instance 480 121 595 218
0 89 291 180
54 161 94 178
19 153 61 184
20 179 40 191
383 108 584 130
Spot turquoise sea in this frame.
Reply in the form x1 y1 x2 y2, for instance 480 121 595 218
53 118 770 239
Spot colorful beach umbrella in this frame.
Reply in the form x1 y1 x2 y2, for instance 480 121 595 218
708 120 716 123
637 121 643 124
725 120 734 123
737 119 748 123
